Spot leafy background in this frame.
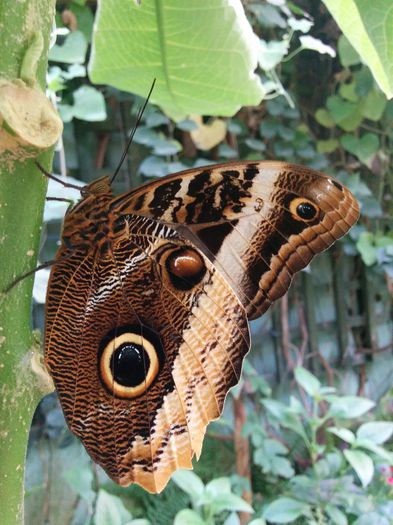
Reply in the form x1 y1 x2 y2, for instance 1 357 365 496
25 1 392 524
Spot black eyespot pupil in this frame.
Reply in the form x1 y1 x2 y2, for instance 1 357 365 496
296 202 316 220
110 343 150 387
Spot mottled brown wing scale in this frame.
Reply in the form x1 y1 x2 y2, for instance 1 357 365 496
45 161 359 493
114 161 359 318
45 215 250 492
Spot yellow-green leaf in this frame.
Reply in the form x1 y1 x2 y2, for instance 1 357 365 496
322 0 393 98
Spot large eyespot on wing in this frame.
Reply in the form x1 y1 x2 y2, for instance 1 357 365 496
44 215 250 493
111 161 359 320
98 325 163 400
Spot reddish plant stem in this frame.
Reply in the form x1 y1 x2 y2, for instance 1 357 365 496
233 395 252 525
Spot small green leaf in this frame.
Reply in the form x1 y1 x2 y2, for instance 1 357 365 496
264 439 288 456
277 125 295 141
49 30 88 64
218 143 238 159
72 85 107 121
338 111 364 132
153 137 182 156
258 39 289 70
315 108 335 128
299 35 335 57
94 490 132 525
223 512 241 525
340 133 379 164
139 156 167 177
344 449 374 487
288 17 313 33
355 440 393 463
174 509 207 525
356 232 378 266
294 367 321 397
357 421 393 444
249 4 286 28
58 103 74 123
351 514 391 525
271 456 295 478
262 399 288 419
328 427 356 444
211 493 254 514
326 96 362 130
205 477 231 496
263 498 309 523
63 63 86 79
327 396 375 418
317 139 339 153
176 119 198 131
259 119 280 137
339 82 359 102
338 34 361 66
361 89 387 120
325 504 348 525
354 67 374 96
171 470 204 499
146 112 170 128
245 138 266 152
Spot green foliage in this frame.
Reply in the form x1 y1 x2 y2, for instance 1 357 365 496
171 472 254 525
89 0 264 118
247 368 393 524
322 0 393 98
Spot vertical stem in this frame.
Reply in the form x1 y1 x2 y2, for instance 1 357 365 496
0 2 56 524
331 248 349 363
303 272 319 372
233 396 252 525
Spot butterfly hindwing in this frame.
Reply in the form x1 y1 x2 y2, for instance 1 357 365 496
45 214 250 492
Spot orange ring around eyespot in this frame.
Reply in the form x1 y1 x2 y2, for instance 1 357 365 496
289 197 319 222
99 332 159 399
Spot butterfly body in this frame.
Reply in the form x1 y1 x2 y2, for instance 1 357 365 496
44 161 359 492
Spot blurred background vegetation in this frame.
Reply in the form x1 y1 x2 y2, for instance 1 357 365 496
23 1 392 524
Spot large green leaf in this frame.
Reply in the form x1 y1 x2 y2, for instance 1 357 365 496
89 0 264 118
322 1 393 98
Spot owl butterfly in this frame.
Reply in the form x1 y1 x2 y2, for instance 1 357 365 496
44 160 359 493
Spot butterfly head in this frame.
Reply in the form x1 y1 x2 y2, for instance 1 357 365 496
80 175 113 198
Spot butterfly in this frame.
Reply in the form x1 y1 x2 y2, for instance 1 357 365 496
43 160 359 492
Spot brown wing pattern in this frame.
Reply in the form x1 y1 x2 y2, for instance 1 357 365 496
45 214 250 493
45 160 359 493
112 161 360 318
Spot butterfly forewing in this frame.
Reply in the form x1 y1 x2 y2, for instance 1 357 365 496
112 161 360 318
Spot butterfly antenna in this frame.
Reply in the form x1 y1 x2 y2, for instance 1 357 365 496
110 78 156 184
4 259 57 294
35 162 83 191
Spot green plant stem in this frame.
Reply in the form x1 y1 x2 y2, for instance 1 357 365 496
0 2 56 524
